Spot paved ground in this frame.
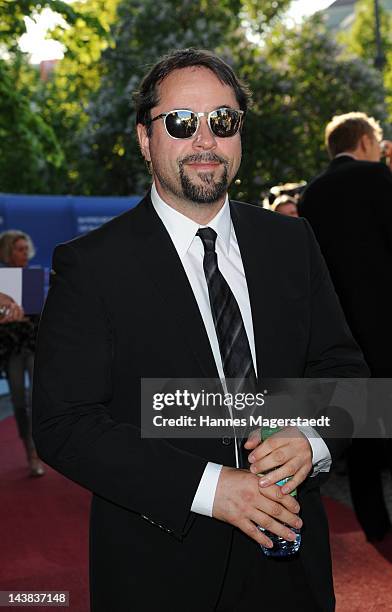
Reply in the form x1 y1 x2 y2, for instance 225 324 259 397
1 391 392 514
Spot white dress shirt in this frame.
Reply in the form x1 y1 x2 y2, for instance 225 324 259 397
150 183 331 517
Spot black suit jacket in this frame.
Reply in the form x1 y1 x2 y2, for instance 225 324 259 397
33 194 368 611
299 156 392 374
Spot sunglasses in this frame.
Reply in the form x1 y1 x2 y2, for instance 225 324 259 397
150 107 244 140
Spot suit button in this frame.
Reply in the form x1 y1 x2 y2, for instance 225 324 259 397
222 437 231 445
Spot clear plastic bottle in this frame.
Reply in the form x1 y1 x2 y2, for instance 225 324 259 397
257 426 301 557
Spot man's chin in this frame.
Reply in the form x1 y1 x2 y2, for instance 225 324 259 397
179 164 229 204
184 166 219 182
182 182 228 205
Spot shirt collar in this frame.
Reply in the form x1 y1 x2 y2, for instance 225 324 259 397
334 152 357 160
150 182 231 259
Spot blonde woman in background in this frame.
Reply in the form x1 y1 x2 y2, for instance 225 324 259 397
270 194 299 218
0 230 44 477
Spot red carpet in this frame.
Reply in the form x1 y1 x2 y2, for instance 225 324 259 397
1 415 392 611
324 497 392 611
0 417 90 612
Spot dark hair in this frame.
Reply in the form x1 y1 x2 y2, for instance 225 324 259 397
134 48 251 135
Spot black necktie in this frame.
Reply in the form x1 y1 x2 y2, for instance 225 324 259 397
197 227 257 390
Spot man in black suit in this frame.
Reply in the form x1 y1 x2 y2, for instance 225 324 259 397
299 112 392 542
33 52 367 612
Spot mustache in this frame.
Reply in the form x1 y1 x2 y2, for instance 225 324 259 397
179 153 228 167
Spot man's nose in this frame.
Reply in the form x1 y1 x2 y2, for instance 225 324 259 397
192 116 217 150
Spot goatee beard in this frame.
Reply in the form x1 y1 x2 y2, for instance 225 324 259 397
178 153 229 204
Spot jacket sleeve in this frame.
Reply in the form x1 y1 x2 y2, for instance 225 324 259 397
301 219 370 463
32 242 207 538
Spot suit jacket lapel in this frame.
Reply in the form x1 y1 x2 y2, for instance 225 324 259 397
128 194 219 379
128 195 280 379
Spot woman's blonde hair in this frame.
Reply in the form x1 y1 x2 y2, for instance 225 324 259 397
0 230 36 264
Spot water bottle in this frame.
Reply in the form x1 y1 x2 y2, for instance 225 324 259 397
257 426 301 557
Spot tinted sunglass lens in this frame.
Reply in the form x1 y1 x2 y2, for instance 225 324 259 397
165 111 198 138
210 109 241 137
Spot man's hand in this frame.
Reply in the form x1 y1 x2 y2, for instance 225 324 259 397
0 292 24 323
212 466 302 548
244 427 313 495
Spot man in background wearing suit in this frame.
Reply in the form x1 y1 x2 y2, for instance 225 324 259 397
299 112 392 542
33 51 367 611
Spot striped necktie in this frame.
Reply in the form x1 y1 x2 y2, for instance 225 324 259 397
197 227 257 391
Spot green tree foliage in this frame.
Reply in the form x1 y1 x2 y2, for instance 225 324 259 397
40 0 119 191
69 0 293 198
3 0 389 198
0 0 89 193
47 0 116 114
339 0 392 64
73 5 386 201
262 16 388 184
231 47 302 200
339 0 392 115
0 58 63 192
76 0 243 195
0 0 78 49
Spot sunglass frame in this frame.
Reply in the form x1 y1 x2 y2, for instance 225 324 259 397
150 107 244 140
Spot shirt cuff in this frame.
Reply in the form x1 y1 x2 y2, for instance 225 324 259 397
191 462 223 517
297 426 332 476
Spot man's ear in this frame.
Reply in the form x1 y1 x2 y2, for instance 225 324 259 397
359 133 371 155
136 123 151 163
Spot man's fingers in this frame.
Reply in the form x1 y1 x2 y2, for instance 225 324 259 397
257 459 312 493
261 484 301 514
248 509 300 541
255 457 298 484
240 519 273 548
212 466 303 548
247 438 272 462
248 428 308 465
281 465 311 494
248 434 288 463
250 445 293 474
244 429 261 449
257 496 302 530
